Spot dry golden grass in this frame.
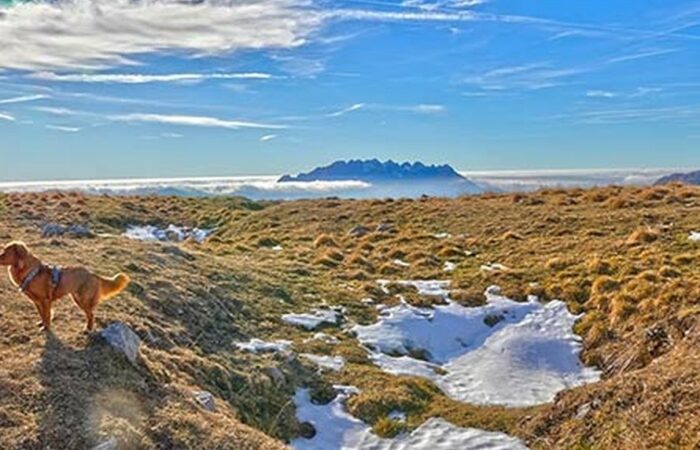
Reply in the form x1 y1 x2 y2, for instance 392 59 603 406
1 184 699 449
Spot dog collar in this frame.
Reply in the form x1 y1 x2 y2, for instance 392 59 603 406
20 265 41 293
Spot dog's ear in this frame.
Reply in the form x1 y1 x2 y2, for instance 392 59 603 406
9 242 28 268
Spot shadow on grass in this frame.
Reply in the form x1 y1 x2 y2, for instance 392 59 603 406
30 331 165 450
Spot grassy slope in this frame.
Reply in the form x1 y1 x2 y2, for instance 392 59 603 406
0 185 698 449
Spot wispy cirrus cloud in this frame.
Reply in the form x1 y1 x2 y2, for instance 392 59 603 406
111 113 288 130
462 63 581 91
29 72 273 84
586 90 617 98
0 94 49 104
327 103 366 117
260 134 278 142
46 124 80 132
605 48 679 64
0 112 15 121
327 102 445 117
586 87 662 99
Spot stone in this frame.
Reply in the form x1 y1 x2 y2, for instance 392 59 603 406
194 391 216 412
298 422 317 439
100 322 141 366
41 223 94 239
91 437 118 450
348 225 370 237
266 367 286 386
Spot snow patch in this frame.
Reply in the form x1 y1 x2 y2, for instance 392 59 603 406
301 354 346 372
291 387 527 450
283 309 342 330
393 259 410 267
353 281 600 407
123 224 212 243
689 232 700 242
235 339 292 354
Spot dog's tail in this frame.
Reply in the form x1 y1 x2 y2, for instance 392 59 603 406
98 273 130 300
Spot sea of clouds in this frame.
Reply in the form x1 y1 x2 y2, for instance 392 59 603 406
0 168 681 200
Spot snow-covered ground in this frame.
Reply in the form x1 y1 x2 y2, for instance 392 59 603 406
235 339 292 354
291 387 528 450
282 308 343 330
354 281 600 407
689 231 700 242
123 224 212 243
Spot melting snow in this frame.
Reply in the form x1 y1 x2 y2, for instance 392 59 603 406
393 259 410 267
689 232 700 242
124 224 213 243
302 354 346 372
433 232 451 239
305 332 340 344
283 309 342 330
291 387 527 450
353 281 600 407
443 261 456 272
235 339 292 353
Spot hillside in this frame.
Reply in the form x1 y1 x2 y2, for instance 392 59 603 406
0 185 699 449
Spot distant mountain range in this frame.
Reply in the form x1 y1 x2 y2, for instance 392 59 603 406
279 159 465 183
655 169 700 186
278 159 483 197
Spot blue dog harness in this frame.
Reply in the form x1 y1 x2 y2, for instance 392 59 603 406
19 265 62 293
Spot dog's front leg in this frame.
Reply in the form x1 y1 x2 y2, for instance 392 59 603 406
32 300 52 331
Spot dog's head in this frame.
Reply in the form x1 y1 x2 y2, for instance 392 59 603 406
0 242 29 267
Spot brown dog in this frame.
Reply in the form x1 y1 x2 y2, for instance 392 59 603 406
0 241 129 331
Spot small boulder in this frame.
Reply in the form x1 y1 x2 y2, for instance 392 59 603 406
91 437 118 450
483 313 505 328
348 225 370 238
42 223 94 239
376 222 395 233
194 391 216 412
100 322 141 366
298 422 317 439
266 367 286 386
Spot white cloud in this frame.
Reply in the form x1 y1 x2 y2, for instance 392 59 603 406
0 94 49 104
0 112 15 121
35 106 82 116
586 90 617 98
462 63 582 91
0 0 323 71
327 103 445 117
29 72 272 84
606 49 679 64
46 124 81 132
111 113 288 130
327 103 366 117
260 134 278 141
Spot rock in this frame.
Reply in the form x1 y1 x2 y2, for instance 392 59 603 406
376 222 395 233
266 367 286 386
348 225 370 237
485 285 502 296
298 422 317 439
194 391 216 412
91 437 118 450
100 322 141 366
483 313 505 328
575 403 591 420
42 223 93 239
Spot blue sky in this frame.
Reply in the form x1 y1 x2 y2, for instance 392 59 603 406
0 0 699 181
